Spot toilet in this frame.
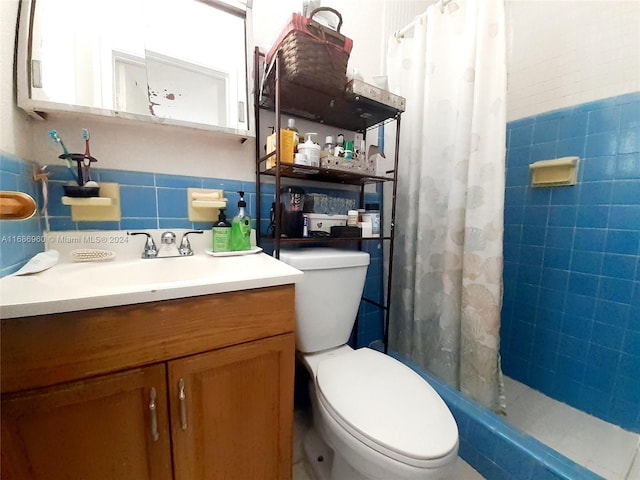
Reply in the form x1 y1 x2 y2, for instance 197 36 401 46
279 248 459 480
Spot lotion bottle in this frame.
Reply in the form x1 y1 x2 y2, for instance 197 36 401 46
212 208 231 252
230 191 252 251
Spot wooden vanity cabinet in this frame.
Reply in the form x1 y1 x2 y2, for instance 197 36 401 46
1 285 296 480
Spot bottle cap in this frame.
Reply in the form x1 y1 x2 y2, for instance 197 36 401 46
325 136 334 144
237 191 246 208
287 118 296 129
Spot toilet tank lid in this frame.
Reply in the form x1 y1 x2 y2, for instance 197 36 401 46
316 348 459 462
278 248 370 270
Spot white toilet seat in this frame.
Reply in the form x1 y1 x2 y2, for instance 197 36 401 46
315 348 459 469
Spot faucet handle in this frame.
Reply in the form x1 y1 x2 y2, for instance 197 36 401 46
128 232 158 258
179 230 203 256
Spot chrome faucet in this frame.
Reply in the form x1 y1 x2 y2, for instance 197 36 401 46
128 230 203 258
178 230 203 256
128 232 158 258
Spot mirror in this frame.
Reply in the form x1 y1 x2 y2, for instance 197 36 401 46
17 0 253 137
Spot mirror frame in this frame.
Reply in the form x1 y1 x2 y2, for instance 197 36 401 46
15 0 255 140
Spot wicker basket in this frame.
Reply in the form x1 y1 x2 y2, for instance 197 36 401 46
266 8 353 95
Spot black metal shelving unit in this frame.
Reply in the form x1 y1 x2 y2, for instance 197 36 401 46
253 47 402 352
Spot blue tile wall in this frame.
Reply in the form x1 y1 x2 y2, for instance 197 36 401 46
44 165 255 232
0 153 44 276
501 92 640 433
391 352 603 480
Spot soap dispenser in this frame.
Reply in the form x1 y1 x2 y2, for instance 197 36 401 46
212 208 231 253
230 191 252 251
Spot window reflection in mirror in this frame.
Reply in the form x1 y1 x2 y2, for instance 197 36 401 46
27 0 249 132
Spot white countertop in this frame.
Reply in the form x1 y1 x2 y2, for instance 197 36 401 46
0 235 303 319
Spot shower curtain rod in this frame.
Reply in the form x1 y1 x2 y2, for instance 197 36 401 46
394 0 454 38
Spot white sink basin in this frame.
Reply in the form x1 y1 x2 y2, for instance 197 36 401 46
37 256 219 289
0 249 303 319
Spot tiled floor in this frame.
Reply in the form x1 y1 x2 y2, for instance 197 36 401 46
292 408 484 480
502 376 640 480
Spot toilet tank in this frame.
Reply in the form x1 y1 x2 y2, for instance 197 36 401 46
279 248 370 353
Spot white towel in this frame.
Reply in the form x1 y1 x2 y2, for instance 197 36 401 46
13 250 60 276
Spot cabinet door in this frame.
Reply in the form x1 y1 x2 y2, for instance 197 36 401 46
169 333 295 480
1 365 172 480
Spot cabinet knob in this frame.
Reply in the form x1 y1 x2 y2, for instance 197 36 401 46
149 387 159 442
179 379 188 431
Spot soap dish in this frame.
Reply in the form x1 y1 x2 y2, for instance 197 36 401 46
72 249 116 262
63 185 100 198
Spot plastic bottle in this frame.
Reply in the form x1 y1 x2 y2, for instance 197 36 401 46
212 208 231 252
323 136 336 153
230 191 252 251
286 118 300 151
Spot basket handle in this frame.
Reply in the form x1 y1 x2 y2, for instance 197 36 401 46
308 7 343 33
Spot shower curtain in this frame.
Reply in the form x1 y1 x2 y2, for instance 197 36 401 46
387 0 506 412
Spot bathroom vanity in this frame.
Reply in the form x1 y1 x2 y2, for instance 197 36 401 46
0 250 302 480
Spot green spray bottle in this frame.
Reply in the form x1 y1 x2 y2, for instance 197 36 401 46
230 191 252 251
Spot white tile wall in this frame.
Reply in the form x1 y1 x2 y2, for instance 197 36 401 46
506 0 640 121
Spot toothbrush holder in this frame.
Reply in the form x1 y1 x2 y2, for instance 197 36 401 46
58 153 97 187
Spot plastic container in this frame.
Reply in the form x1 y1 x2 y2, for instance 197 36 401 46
298 133 320 167
212 208 231 252
230 191 252 251
347 210 358 227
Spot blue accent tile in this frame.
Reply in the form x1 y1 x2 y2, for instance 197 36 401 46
616 153 640 179
506 146 531 167
568 272 599 296
541 268 569 291
202 178 244 193
157 188 188 218
595 299 630 326
623 330 640 356
507 166 531 187
590 323 625 350
155 174 202 188
611 179 640 204
570 250 602 275
618 128 640 154
530 142 557 162
509 124 533 148
158 218 192 229
98 170 155 186
550 185 580 205
504 205 525 225
533 119 560 144
565 293 596 319
120 186 158 218
120 218 158 230
520 245 544 267
601 253 636 279
545 227 573 246
576 205 609 228
543 248 571 270
606 229 640 255
559 111 588 139
547 206 577 227
561 315 593 341
559 337 589 363
609 206 640 230
581 156 616 182
620 101 640 129
522 226 546 246
76 221 120 230
599 277 633 304
614 375 640 404
556 136 585 159
579 181 612 205
573 228 606 252
538 288 566 312
585 132 618 157
588 105 621 134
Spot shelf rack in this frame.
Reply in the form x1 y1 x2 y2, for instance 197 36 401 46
253 47 402 352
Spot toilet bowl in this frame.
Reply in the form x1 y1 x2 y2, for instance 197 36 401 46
279 248 459 480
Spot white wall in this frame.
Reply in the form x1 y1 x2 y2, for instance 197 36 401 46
505 0 640 121
5 0 638 173
0 0 32 159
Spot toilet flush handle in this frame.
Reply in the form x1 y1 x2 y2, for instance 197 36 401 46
179 378 188 430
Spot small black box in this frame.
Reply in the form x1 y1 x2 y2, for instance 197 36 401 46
330 226 361 238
